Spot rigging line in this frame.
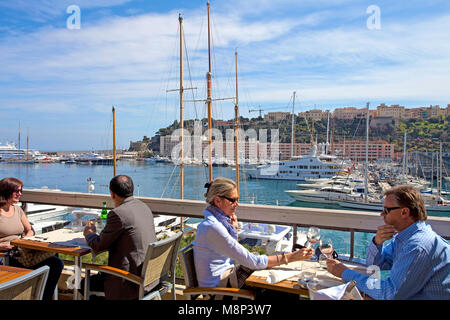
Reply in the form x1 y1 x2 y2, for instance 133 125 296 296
183 28 199 120
210 11 226 122
161 163 179 198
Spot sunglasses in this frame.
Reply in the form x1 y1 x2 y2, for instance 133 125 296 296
221 196 239 204
14 188 23 194
382 206 403 215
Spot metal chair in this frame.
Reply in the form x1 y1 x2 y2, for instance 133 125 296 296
0 265 49 300
178 243 255 300
0 252 8 266
83 231 183 300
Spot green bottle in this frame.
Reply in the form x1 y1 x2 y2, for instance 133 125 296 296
100 202 108 220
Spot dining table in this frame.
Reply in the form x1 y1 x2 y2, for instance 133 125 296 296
0 265 33 285
10 228 92 300
245 259 370 300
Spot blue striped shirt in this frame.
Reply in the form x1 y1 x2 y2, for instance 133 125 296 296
342 221 450 300
193 209 268 287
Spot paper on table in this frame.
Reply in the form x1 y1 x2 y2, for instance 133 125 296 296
313 281 352 300
26 229 90 248
267 269 302 284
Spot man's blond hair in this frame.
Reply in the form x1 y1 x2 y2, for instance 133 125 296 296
383 185 427 221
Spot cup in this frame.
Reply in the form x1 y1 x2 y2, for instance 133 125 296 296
318 254 327 270
301 271 316 283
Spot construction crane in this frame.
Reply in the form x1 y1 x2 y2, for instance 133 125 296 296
248 105 264 118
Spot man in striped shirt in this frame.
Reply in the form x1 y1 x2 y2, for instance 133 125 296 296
326 185 450 299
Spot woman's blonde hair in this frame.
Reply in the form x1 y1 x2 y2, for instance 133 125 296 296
204 177 237 206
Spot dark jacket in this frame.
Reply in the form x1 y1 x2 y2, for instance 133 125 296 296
85 196 157 299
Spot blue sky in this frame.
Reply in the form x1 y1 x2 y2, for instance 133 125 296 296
0 0 449 151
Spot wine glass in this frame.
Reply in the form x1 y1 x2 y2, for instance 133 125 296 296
319 237 334 258
306 227 321 249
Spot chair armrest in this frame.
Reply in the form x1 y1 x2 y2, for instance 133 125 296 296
183 287 255 300
83 263 143 285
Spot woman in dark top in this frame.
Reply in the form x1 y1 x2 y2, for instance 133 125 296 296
0 177 64 300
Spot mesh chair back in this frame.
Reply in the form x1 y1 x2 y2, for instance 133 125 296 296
141 232 183 291
0 266 49 300
178 243 198 288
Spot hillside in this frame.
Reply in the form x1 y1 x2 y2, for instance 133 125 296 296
148 115 449 153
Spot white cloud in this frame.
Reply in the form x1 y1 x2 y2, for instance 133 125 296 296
0 1 449 149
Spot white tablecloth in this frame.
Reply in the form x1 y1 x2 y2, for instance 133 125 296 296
26 228 90 249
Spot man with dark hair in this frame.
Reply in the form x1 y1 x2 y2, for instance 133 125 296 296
326 185 450 300
109 175 134 198
83 175 157 299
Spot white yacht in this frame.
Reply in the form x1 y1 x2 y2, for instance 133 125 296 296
285 185 364 204
0 141 30 160
248 144 349 181
296 178 355 190
338 193 450 213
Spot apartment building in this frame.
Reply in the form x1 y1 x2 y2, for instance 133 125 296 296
264 112 291 123
298 109 329 121
332 107 366 120
333 140 395 162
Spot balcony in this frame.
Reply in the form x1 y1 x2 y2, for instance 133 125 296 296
17 189 450 300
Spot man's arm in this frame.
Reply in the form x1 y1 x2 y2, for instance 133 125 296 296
85 211 124 254
339 245 431 300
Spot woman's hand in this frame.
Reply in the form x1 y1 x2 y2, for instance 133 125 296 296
291 247 314 262
0 242 13 250
230 212 239 231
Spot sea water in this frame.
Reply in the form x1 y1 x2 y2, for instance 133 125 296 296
1 160 448 260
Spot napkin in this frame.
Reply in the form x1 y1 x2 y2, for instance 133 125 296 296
313 281 354 300
266 269 301 284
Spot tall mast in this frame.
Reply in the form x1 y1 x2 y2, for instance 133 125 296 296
291 91 296 158
439 141 443 195
431 151 434 191
179 14 184 200
326 111 330 154
402 130 407 178
112 106 117 176
179 14 186 233
206 1 213 182
364 102 369 202
234 49 239 194
18 122 21 160
26 128 29 161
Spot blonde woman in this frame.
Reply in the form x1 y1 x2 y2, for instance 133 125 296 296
193 177 313 288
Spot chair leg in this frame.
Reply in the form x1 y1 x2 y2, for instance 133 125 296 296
53 286 58 300
172 276 176 300
84 269 90 300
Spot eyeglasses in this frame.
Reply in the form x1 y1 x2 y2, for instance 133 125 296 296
221 196 239 204
14 188 23 194
382 206 403 215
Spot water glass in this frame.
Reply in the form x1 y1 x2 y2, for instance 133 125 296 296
301 270 316 283
318 254 327 270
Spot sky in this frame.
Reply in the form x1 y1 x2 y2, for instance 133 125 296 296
0 0 449 151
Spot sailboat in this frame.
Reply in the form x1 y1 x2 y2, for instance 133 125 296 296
249 94 350 181
338 110 449 213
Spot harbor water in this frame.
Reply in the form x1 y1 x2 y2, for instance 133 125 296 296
1 161 449 260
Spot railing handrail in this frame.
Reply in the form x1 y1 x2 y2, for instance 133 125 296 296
21 189 450 239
